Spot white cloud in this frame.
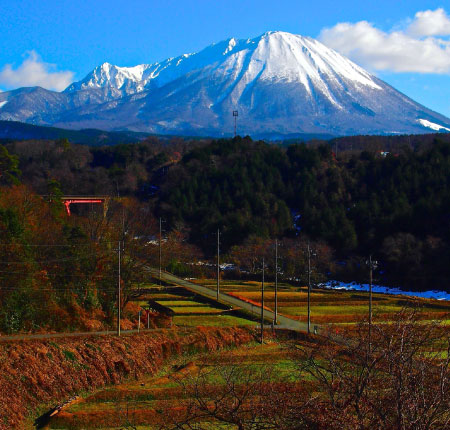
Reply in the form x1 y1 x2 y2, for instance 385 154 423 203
319 9 450 74
0 51 74 91
407 8 450 37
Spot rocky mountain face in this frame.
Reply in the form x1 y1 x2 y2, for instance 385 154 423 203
1 31 450 137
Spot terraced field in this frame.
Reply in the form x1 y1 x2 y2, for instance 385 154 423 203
47 341 297 429
133 286 257 328
132 279 449 329
191 279 450 325
45 280 449 429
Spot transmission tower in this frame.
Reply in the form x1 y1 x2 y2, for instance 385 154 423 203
233 110 238 137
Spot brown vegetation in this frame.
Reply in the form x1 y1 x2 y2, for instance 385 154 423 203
154 312 449 430
0 326 254 429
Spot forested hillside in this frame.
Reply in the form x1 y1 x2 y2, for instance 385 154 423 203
0 141 204 333
158 137 450 289
0 133 448 323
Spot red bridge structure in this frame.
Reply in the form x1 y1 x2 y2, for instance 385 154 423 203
61 196 110 216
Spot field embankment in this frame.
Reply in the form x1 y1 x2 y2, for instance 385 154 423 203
0 326 255 429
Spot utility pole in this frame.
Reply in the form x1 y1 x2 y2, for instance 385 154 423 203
261 257 265 344
306 242 317 334
307 242 311 334
369 255 373 331
138 310 141 333
159 217 162 286
366 255 378 349
274 239 278 325
117 240 121 336
233 110 238 137
217 228 220 301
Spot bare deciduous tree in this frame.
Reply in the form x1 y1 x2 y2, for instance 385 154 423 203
156 358 314 430
296 309 450 430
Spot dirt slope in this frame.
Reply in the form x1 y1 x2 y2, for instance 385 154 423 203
0 327 254 429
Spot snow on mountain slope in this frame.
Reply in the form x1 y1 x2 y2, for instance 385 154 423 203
193 31 382 110
418 119 450 132
65 63 151 95
90 31 450 136
63 37 256 98
66 31 382 104
216 32 381 94
2 31 450 136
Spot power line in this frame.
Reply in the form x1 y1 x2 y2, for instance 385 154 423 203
217 228 220 301
0 282 116 289
0 289 124 294
0 242 118 247
118 240 122 337
0 253 102 264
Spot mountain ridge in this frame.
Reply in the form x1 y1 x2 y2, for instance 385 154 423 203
1 31 450 137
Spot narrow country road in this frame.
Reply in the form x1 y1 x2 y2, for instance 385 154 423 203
0 328 158 342
0 269 317 342
147 268 315 333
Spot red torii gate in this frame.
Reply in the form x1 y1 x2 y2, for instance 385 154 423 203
61 196 110 216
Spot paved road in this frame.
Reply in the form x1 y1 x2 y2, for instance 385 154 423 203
0 270 318 342
147 268 317 334
0 328 158 342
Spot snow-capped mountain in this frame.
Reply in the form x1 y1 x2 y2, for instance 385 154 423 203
64 62 153 97
1 31 450 137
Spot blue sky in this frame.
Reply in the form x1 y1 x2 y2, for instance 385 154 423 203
1 0 450 116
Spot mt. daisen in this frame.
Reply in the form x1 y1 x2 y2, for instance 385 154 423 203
1 31 450 137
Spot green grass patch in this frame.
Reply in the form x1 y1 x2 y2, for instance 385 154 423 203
62 349 77 362
282 304 407 316
168 307 224 315
173 315 255 327
156 300 207 307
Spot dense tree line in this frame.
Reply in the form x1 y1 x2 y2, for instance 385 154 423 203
158 137 450 290
1 134 449 291
2 137 205 197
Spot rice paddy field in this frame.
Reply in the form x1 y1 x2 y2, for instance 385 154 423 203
46 340 299 429
191 279 450 326
132 286 257 328
132 279 450 329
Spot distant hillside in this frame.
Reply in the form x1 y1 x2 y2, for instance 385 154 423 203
0 120 150 145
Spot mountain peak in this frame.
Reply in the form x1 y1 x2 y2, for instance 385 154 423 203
212 30 382 99
3 31 450 136
223 38 237 55
64 61 152 94
261 30 297 37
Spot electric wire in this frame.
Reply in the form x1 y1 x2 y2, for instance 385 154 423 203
0 252 108 264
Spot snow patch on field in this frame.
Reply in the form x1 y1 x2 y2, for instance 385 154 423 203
320 280 450 301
